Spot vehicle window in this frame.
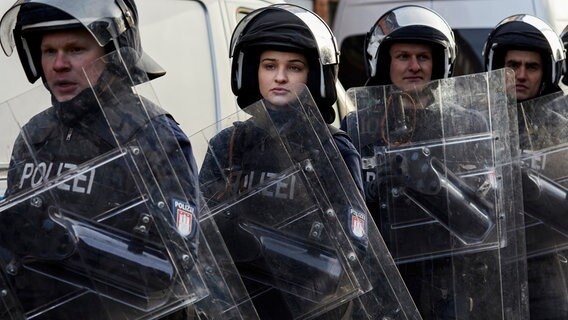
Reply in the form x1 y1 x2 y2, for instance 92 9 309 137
338 34 367 90
452 29 492 76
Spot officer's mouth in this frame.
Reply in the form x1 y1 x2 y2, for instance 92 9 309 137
52 80 78 93
403 76 423 82
270 87 290 95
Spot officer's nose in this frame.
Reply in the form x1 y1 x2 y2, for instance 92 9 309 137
52 51 71 72
515 66 527 81
408 56 421 72
275 66 288 83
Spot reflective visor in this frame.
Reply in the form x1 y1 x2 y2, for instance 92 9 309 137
229 4 339 66
367 5 455 60
497 14 565 63
1 0 130 56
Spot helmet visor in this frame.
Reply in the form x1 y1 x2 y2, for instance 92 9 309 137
367 5 456 67
497 14 565 63
1 0 130 56
229 4 339 66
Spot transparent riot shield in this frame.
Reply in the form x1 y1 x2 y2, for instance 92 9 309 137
0 49 253 319
191 84 420 319
345 69 527 319
517 92 568 319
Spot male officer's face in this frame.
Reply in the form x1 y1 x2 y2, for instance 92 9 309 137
41 28 106 102
389 42 433 92
504 50 543 102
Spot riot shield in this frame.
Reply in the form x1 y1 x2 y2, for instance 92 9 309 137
345 69 527 319
0 49 253 319
192 84 420 319
517 92 568 319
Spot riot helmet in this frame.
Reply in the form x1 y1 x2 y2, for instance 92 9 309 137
483 14 565 95
561 24 568 85
230 4 339 123
0 0 165 84
364 5 456 86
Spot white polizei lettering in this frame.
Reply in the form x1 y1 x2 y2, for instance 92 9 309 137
175 200 195 213
273 173 289 199
72 172 87 193
66 166 96 194
85 169 95 194
258 171 266 184
45 162 54 179
18 162 96 194
31 162 48 187
365 171 376 182
288 175 296 200
266 173 297 200
19 163 34 189
31 162 55 187
242 171 253 190
260 172 274 197
56 163 73 191
274 174 297 200
240 171 297 200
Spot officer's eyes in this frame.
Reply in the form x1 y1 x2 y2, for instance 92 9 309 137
289 64 305 72
41 47 86 55
69 47 85 54
395 53 409 60
41 47 56 55
505 62 520 69
526 64 540 71
261 62 276 70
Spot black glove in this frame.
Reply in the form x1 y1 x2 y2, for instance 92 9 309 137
363 152 404 203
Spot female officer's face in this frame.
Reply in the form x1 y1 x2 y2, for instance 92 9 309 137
258 50 309 106
389 42 433 92
41 28 106 102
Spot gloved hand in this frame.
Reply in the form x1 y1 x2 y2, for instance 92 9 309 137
363 152 404 203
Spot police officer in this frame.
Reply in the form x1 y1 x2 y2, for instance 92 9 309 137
341 5 494 319
342 4 485 165
484 14 568 320
198 4 366 319
0 0 199 319
483 14 565 102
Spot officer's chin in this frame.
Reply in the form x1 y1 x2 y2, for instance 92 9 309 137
264 95 297 110
48 84 82 103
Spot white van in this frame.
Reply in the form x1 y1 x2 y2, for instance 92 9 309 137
332 0 568 89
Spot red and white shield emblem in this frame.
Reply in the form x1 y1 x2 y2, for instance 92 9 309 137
177 208 193 237
350 209 366 239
